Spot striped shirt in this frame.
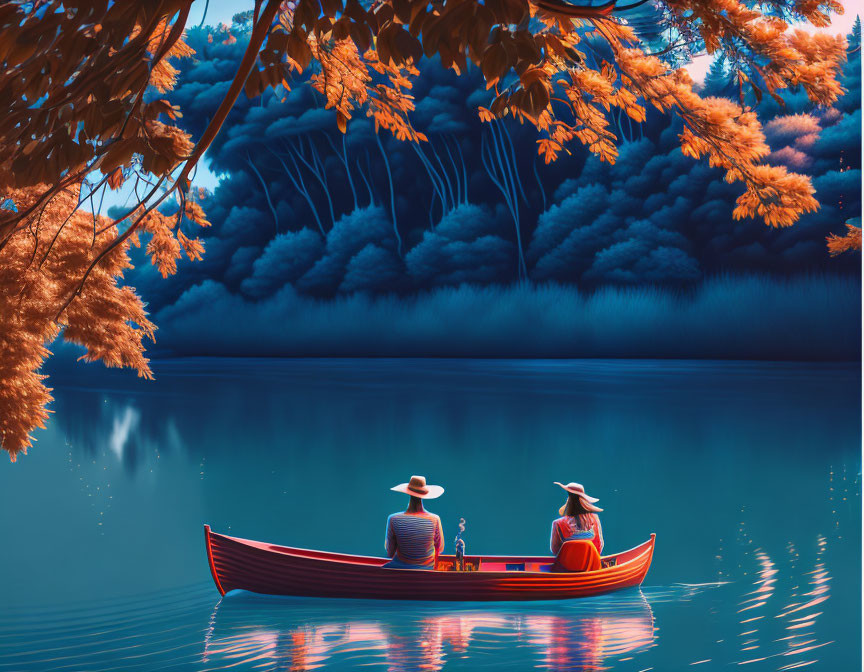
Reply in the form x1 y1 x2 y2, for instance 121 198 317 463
385 511 444 567
551 514 604 555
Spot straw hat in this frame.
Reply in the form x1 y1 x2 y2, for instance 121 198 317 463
554 481 603 515
391 475 444 499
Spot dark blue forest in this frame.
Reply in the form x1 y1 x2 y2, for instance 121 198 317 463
118 15 862 360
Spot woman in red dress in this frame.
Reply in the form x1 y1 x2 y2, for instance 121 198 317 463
550 481 604 555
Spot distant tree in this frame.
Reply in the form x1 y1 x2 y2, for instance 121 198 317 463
406 204 515 287
0 0 851 458
232 11 255 29
241 229 324 298
296 206 397 296
340 243 404 293
702 55 732 97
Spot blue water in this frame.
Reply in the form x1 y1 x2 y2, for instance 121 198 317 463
0 359 859 671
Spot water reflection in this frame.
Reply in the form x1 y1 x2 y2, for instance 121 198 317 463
59 393 185 474
109 405 140 460
730 534 834 669
202 590 656 671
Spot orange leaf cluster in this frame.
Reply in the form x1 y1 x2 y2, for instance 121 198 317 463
826 223 862 256
663 0 846 106
0 2 196 202
285 30 425 142
364 50 427 142
120 196 210 279
308 35 373 132
141 209 183 278
146 18 197 93
0 183 155 461
603 37 820 227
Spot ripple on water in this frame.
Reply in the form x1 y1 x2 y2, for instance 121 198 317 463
1 586 670 672
0 548 843 672
201 588 660 672
0 584 215 672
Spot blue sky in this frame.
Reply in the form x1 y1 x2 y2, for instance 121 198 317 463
192 0 245 26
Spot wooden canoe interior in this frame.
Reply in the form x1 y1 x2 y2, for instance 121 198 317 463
210 529 646 573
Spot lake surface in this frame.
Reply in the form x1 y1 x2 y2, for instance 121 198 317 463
0 359 859 671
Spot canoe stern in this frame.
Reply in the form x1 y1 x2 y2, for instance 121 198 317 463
204 524 226 596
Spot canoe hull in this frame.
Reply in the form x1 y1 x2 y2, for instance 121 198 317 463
205 526 655 602
204 525 654 602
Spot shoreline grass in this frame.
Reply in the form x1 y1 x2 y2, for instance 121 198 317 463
137 273 861 361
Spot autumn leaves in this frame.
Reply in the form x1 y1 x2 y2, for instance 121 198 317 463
0 184 156 461
591 11 844 229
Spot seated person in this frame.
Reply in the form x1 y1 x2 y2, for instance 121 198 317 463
384 475 445 569
550 481 604 556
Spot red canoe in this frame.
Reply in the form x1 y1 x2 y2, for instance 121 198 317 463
205 525 656 601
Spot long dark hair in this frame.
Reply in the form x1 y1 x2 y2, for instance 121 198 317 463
563 493 595 530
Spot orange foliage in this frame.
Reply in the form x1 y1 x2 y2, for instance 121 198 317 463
596 31 823 228
0 184 155 461
826 223 862 256
303 35 426 141
146 18 197 93
457 2 841 229
0 2 205 459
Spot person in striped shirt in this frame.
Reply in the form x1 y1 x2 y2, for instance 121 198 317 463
384 475 445 569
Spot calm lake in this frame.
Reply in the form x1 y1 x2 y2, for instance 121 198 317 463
0 358 860 671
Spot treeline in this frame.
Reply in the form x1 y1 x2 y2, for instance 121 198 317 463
142 275 860 360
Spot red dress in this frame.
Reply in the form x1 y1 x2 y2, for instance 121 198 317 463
550 514 604 555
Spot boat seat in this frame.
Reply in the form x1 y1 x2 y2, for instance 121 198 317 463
551 540 602 573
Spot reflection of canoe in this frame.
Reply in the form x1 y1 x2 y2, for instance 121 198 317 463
204 525 655 601
202 590 656 671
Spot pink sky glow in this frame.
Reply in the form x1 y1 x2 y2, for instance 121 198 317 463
687 1 860 81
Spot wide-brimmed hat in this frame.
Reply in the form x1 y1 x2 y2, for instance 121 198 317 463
555 481 603 515
391 475 444 499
